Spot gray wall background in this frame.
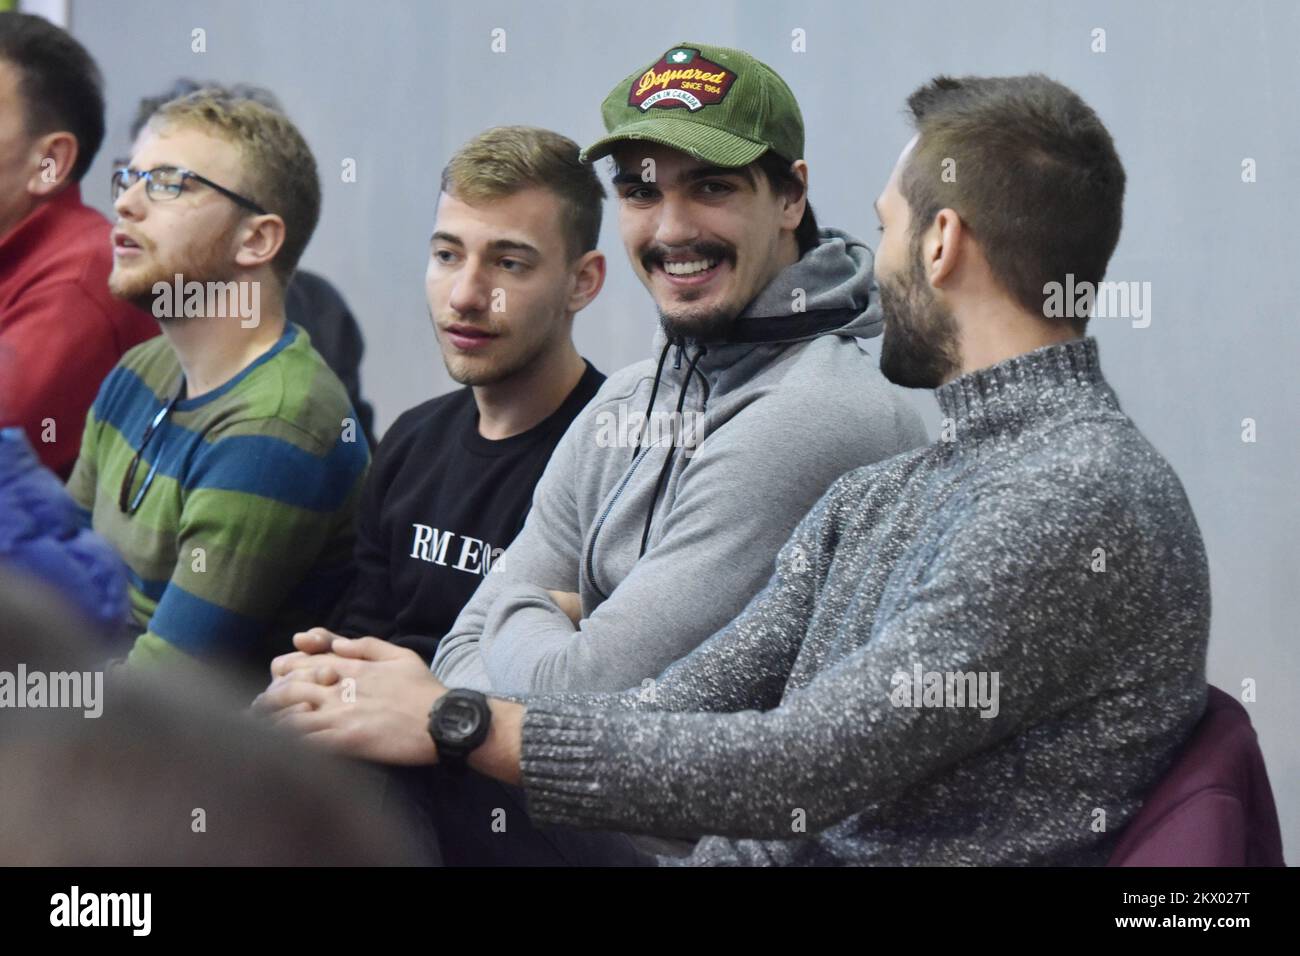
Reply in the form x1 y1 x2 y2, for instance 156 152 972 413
69 0 1298 861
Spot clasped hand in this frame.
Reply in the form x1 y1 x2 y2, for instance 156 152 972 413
252 628 445 766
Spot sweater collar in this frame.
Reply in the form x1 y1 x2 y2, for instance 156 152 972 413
934 337 1117 445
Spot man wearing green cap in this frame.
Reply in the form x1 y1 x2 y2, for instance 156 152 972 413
265 42 924 862
585 42 806 173
427 42 924 695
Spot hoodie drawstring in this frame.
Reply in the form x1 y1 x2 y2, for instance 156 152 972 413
638 342 708 558
633 337 676 462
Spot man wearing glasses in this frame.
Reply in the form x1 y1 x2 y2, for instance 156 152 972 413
0 13 158 479
66 90 369 688
128 79 378 448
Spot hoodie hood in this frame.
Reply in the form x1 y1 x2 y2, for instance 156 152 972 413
734 226 882 338
648 226 882 360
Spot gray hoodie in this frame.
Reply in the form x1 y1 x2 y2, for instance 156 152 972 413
432 228 927 694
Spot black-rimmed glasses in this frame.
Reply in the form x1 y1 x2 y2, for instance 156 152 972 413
111 165 267 215
118 384 184 515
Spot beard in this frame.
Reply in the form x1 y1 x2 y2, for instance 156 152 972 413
108 226 238 321
435 297 565 388
644 240 741 342
441 342 524 387
877 250 961 389
657 303 739 343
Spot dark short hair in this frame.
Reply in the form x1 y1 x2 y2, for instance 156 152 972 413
754 149 820 256
129 79 284 141
608 148 820 257
0 12 105 184
0 571 425 865
901 74 1126 332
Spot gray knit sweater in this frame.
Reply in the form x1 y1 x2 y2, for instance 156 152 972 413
515 337 1210 865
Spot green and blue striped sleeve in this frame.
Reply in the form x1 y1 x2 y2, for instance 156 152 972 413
127 417 369 667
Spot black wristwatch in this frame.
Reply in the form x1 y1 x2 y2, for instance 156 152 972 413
427 689 491 771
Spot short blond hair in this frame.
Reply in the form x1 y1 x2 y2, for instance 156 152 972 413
150 91 320 284
440 126 604 259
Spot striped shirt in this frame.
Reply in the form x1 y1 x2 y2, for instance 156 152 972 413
67 322 369 675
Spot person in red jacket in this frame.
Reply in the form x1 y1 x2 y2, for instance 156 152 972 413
0 12 157 479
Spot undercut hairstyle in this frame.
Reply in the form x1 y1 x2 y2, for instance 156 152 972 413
901 74 1126 332
0 12 105 183
441 126 605 260
148 90 321 284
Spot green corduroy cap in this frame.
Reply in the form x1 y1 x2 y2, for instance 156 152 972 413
580 42 804 168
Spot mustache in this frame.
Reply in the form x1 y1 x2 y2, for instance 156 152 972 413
641 241 735 272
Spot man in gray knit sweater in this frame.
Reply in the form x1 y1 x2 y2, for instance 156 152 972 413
259 74 1210 866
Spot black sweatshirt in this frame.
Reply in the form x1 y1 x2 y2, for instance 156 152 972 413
334 361 604 662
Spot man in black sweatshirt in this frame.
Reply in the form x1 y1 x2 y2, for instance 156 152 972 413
311 127 606 662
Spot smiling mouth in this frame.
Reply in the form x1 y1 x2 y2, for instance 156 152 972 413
662 257 719 276
655 257 728 286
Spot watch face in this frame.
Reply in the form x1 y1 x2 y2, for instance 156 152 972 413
437 699 482 743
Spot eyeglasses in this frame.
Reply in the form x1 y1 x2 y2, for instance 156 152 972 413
118 384 183 515
111 165 268 215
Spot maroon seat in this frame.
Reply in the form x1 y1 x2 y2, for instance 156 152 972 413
1108 686 1285 866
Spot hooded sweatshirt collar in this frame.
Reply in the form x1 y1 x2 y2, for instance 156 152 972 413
646 227 882 370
